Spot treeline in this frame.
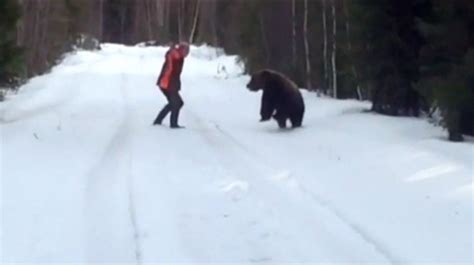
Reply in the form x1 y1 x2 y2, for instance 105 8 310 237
1 0 227 80
235 0 473 141
351 0 474 141
0 0 473 141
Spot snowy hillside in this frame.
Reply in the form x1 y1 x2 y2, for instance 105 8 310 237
1 44 472 264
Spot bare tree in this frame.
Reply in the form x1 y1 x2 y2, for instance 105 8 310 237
210 0 218 45
303 0 312 90
189 0 200 43
177 0 183 41
292 0 297 67
259 13 270 65
98 0 104 40
343 0 361 99
157 0 164 28
331 0 337 98
322 0 329 93
145 0 153 40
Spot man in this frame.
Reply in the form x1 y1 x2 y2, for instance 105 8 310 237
153 42 190 128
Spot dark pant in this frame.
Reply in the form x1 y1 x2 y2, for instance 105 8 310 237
154 89 184 126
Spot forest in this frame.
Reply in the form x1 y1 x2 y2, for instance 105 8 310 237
1 0 473 141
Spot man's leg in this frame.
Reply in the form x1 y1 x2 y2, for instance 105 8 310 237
153 104 171 125
168 91 184 128
153 90 172 125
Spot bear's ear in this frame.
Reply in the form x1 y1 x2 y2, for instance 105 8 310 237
259 70 271 82
260 70 270 77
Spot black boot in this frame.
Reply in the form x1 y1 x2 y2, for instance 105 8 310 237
170 108 184 128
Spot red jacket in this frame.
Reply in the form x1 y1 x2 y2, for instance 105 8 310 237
157 46 185 90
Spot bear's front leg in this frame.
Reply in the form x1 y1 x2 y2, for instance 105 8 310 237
260 109 274 121
260 89 275 122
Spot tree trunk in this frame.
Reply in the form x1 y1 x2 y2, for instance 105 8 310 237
98 0 104 40
331 0 337 98
211 0 218 46
157 0 164 27
146 0 153 40
177 0 183 41
292 0 297 68
259 13 270 65
303 0 312 91
343 0 361 100
448 110 464 142
322 0 329 93
165 0 171 43
31 0 43 72
119 3 126 43
189 0 200 43
16 0 25 46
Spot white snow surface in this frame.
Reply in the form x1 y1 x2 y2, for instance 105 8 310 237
1 44 472 264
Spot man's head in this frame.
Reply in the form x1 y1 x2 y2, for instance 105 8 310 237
177 42 190 57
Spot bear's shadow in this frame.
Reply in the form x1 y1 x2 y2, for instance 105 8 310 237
263 125 306 134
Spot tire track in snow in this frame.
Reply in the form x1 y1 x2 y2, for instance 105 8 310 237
221 124 401 264
84 74 142 264
185 112 283 262
295 184 402 264
188 112 399 264
120 75 143 265
213 124 401 263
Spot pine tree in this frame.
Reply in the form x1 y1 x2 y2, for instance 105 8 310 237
418 0 474 141
0 0 24 96
350 0 424 116
236 0 267 74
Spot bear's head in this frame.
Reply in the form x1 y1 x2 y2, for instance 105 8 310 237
246 70 270 92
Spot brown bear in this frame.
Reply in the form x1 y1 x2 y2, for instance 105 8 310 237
246 69 305 128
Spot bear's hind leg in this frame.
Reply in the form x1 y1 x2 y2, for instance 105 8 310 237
277 118 287 128
273 111 288 129
290 112 303 128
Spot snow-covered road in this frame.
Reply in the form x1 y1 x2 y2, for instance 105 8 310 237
1 45 472 264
